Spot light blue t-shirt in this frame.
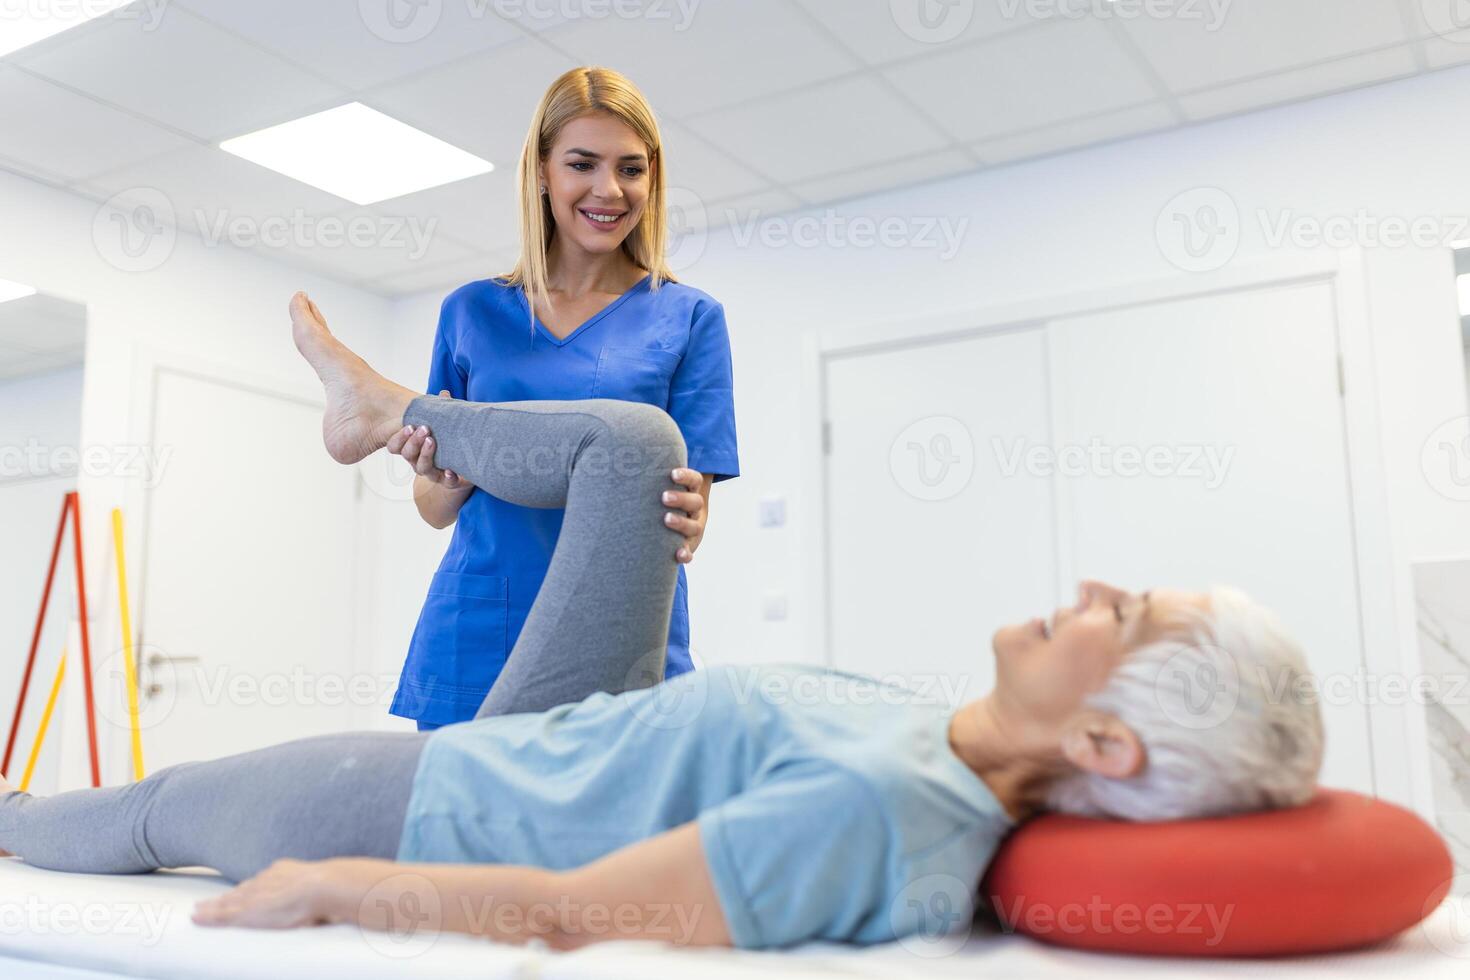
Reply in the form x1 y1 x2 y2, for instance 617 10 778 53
396 664 1017 949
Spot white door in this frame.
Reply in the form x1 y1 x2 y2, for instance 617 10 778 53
824 327 1058 707
1048 280 1370 792
132 369 364 771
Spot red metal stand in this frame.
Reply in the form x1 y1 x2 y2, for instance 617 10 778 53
3 491 101 788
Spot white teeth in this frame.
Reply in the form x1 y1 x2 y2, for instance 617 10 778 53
583 211 620 223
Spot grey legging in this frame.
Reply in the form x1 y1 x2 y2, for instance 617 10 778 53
0 396 687 882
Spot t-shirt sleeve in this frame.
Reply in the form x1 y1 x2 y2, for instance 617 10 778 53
697 764 892 949
668 300 739 482
425 295 468 398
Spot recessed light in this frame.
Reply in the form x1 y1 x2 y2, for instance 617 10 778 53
0 0 133 58
219 102 494 206
0 278 37 305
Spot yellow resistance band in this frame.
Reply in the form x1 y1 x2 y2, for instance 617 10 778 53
19 651 65 793
112 508 145 782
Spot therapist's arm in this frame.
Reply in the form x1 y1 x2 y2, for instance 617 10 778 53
390 392 473 529
193 822 733 949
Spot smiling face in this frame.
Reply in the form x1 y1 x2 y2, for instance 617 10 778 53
537 111 652 260
988 581 1209 754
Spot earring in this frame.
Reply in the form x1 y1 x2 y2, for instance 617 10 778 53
539 185 547 194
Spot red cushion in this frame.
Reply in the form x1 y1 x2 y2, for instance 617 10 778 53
980 788 1453 957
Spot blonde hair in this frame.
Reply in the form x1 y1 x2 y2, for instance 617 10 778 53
500 66 678 327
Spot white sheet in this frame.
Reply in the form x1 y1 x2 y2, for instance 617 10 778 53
1 858 1463 979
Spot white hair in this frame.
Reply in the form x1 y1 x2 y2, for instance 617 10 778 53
1041 586 1324 821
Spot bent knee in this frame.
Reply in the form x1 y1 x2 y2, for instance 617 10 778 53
585 400 687 473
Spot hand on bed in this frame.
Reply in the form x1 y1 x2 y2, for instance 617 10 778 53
663 468 708 564
191 857 337 929
387 390 465 489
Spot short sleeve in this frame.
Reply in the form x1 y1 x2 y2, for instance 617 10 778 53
668 301 739 481
697 764 892 948
426 295 468 398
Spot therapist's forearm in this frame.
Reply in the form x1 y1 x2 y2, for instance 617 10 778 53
414 474 472 529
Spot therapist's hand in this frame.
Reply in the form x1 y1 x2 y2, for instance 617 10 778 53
386 390 464 489
663 468 709 564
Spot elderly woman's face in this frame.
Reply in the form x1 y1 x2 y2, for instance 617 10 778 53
988 581 1209 739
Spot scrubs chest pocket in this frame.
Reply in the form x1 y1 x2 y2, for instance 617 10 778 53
419 571 510 693
590 346 682 405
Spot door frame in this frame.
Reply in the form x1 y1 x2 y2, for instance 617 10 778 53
802 248 1414 806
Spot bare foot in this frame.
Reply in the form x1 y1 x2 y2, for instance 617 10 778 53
289 292 416 464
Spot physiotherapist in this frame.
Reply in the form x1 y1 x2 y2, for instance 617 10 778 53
390 66 740 730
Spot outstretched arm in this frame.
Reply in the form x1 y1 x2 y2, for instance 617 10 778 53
192 821 732 950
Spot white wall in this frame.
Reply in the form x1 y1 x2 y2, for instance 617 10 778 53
0 365 83 790
0 169 400 780
372 66 1470 809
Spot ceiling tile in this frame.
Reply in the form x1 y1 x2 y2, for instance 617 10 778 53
324 172 521 255
787 148 978 206
1178 45 1419 121
971 101 1176 164
538 0 859 116
683 73 952 185
792 0 1059 64
375 251 517 298
13 6 348 143
74 144 353 231
0 68 196 182
882 17 1159 142
264 225 479 291
174 0 527 89
658 118 773 202
1119 0 1410 93
364 37 577 165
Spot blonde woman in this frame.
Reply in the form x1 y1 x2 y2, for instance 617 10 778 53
392 67 739 730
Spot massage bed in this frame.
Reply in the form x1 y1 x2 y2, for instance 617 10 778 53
0 858 1463 979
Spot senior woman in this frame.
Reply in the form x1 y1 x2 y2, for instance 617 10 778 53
0 298 1324 950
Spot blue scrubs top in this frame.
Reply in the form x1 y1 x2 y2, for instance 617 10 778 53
391 273 740 725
